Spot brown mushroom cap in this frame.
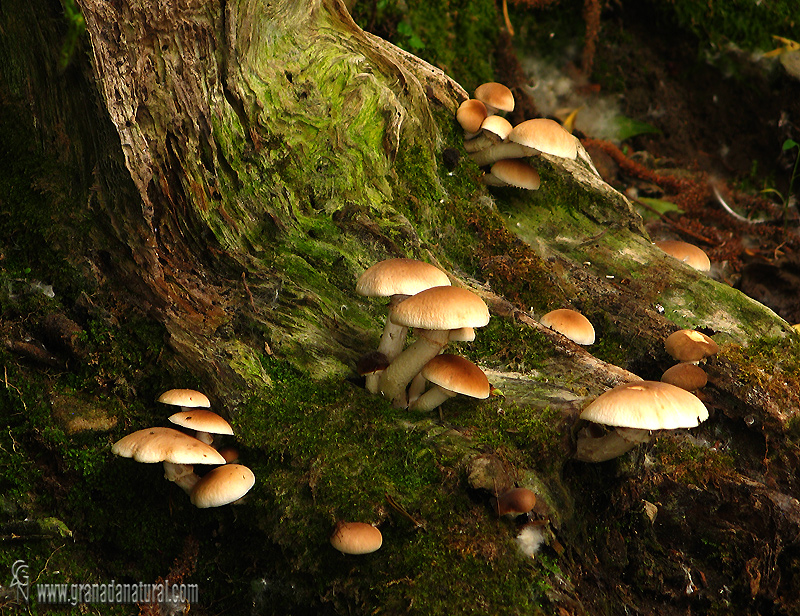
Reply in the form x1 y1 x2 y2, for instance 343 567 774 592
495 487 537 516
389 286 490 331
421 354 490 399
356 258 451 298
664 329 719 362
655 240 711 272
111 427 226 465
168 409 234 436
485 159 541 190
330 522 383 555
661 363 708 391
157 389 211 408
480 115 514 140
508 118 578 160
474 82 515 114
539 309 595 345
190 463 255 508
580 380 709 431
456 99 489 134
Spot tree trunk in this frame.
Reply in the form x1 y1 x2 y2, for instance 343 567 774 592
3 0 800 614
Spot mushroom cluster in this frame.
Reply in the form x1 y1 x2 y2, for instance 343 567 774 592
111 389 255 508
456 82 579 191
356 258 492 412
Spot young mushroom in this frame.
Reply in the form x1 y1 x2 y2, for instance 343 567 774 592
456 99 489 139
464 115 513 153
492 487 537 517
356 258 451 393
330 521 383 555
190 463 255 508
661 363 708 392
664 329 719 363
539 309 595 345
378 286 490 407
474 82 515 116
483 159 541 190
408 354 490 413
168 408 234 446
574 380 709 463
655 240 711 272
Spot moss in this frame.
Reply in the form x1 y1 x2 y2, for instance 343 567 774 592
650 438 736 486
470 318 555 372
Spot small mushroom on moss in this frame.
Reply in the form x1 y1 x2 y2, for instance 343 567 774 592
483 159 541 190
190 463 255 508
655 240 711 272
539 308 595 345
661 363 708 392
664 329 719 363
464 115 513 153
456 99 488 138
575 381 709 463
330 521 383 555
157 388 211 409
492 487 537 517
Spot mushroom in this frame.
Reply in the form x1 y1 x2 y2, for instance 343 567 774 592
168 408 234 446
539 309 595 345
574 380 709 463
330 521 383 555
455 99 489 138
469 118 579 167
157 388 211 409
408 354 490 413
483 159 541 190
661 363 708 392
474 82 515 116
664 329 719 363
111 427 226 493
356 258 451 392
378 286 490 407
190 463 256 508
655 240 711 272
492 487 537 517
464 115 513 153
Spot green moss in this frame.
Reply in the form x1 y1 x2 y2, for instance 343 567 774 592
650 438 736 486
471 318 555 372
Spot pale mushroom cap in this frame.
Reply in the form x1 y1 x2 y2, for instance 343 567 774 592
540 309 595 345
655 240 711 272
456 99 488 133
474 82 515 114
496 487 537 516
421 354 490 399
480 115 513 140
157 389 211 408
190 463 256 508
111 427 226 465
168 409 234 436
580 381 709 431
389 286 490 331
356 258 451 298
508 118 578 160
330 522 383 555
664 329 719 362
661 363 708 391
488 159 541 190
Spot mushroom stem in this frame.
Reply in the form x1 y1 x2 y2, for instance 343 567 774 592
574 426 652 463
366 295 410 393
379 329 451 408
408 385 457 412
407 372 428 406
468 142 537 167
163 461 202 493
194 430 214 446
